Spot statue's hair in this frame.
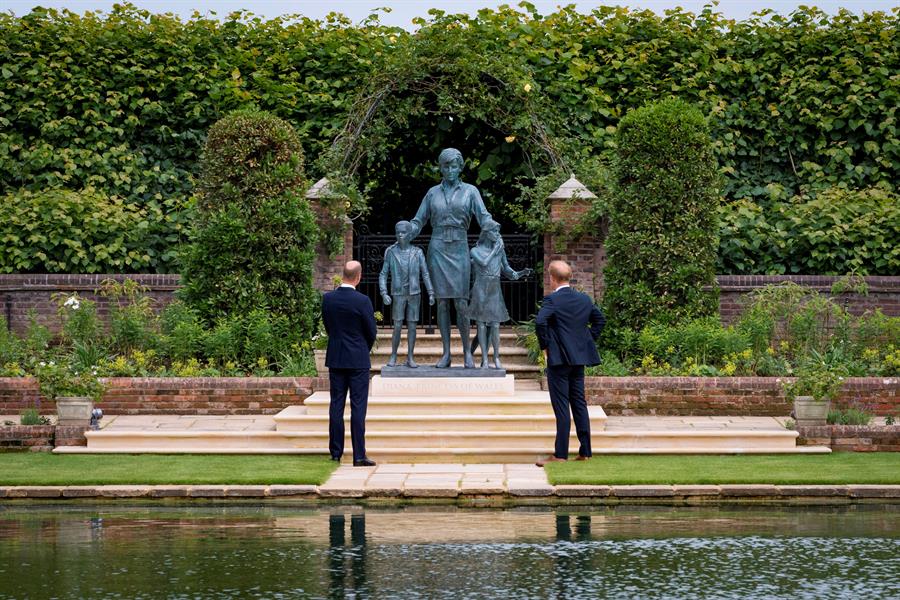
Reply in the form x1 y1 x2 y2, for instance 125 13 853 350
438 147 464 166
478 218 501 243
395 220 411 231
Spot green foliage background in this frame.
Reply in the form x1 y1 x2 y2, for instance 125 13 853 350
0 4 897 273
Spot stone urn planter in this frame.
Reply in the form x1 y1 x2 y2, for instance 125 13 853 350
56 396 93 426
793 395 830 427
314 350 328 377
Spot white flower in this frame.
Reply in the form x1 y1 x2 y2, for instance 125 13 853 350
39 361 46 367
63 296 81 310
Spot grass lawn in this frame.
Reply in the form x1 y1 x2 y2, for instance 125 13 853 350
0 454 338 486
545 454 900 486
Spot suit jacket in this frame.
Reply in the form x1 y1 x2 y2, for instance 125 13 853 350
378 244 434 297
535 286 605 367
322 286 378 369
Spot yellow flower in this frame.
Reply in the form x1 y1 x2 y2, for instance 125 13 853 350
523 83 532 93
389 35 397 43
505 135 516 143
666 345 675 355
722 362 737 376
766 347 776 356
740 349 752 360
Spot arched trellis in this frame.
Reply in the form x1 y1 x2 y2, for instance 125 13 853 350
317 26 575 208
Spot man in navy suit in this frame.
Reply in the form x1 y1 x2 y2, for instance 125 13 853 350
534 260 605 467
322 261 378 467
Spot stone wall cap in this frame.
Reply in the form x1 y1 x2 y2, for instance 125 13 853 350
547 175 597 200
305 177 331 199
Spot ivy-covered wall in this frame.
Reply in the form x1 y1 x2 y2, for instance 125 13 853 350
1 4 897 273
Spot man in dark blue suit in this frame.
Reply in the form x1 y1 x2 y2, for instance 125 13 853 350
322 261 378 467
534 260 605 467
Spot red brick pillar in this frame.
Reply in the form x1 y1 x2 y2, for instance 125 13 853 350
306 178 354 293
542 176 606 300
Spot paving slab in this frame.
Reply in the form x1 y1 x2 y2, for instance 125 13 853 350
556 485 611 497
187 486 227 498
673 485 722 496
98 486 151 498
610 485 676 498
267 485 317 497
224 485 268 497
848 485 900 498
149 486 191 498
719 484 781 497
777 485 849 497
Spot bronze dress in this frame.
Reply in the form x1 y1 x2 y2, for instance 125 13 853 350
468 244 516 323
409 181 492 299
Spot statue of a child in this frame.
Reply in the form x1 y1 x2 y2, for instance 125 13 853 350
379 220 435 368
469 219 533 369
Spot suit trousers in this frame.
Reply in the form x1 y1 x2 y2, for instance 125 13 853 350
328 368 370 461
546 364 592 459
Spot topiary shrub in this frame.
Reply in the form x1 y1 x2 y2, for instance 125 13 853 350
179 110 319 341
602 98 720 332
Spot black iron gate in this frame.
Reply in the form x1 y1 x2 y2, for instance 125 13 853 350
353 225 542 327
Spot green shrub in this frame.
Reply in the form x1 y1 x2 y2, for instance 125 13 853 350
19 408 50 426
53 293 100 348
603 99 720 331
180 110 319 341
0 188 151 273
638 317 750 367
718 188 900 275
827 407 873 426
159 301 206 361
99 279 160 354
0 317 23 366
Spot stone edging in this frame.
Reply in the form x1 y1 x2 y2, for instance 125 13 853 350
2 484 898 502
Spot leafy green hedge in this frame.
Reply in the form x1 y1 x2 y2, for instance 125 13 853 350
718 187 900 274
603 99 720 333
0 5 897 273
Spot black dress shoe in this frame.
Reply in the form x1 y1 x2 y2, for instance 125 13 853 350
353 457 376 467
330 456 341 462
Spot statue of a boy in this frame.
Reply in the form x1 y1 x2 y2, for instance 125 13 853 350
379 220 435 368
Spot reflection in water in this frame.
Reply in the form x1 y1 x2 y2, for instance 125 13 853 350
329 513 367 599
0 505 899 599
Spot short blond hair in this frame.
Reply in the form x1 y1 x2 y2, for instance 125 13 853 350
548 260 572 283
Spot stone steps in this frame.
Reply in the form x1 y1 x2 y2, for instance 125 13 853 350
64 374 830 461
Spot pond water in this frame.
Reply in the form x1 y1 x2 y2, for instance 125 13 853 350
1 504 899 599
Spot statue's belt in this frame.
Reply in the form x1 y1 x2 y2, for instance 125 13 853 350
432 225 466 242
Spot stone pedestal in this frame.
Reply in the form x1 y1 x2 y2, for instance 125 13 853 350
370 374 515 397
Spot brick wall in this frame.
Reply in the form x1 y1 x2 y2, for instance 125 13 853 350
0 425 55 452
3 376 895 417
0 377 326 415
584 376 899 416
798 425 900 452
543 198 606 299
716 275 900 322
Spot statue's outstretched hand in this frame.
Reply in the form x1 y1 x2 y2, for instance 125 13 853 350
428 294 436 306
382 294 392 306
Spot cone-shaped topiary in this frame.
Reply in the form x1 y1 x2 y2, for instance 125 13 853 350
602 99 720 333
180 110 319 342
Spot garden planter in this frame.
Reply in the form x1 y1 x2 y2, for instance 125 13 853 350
793 395 829 426
56 396 93 426
314 350 328 377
